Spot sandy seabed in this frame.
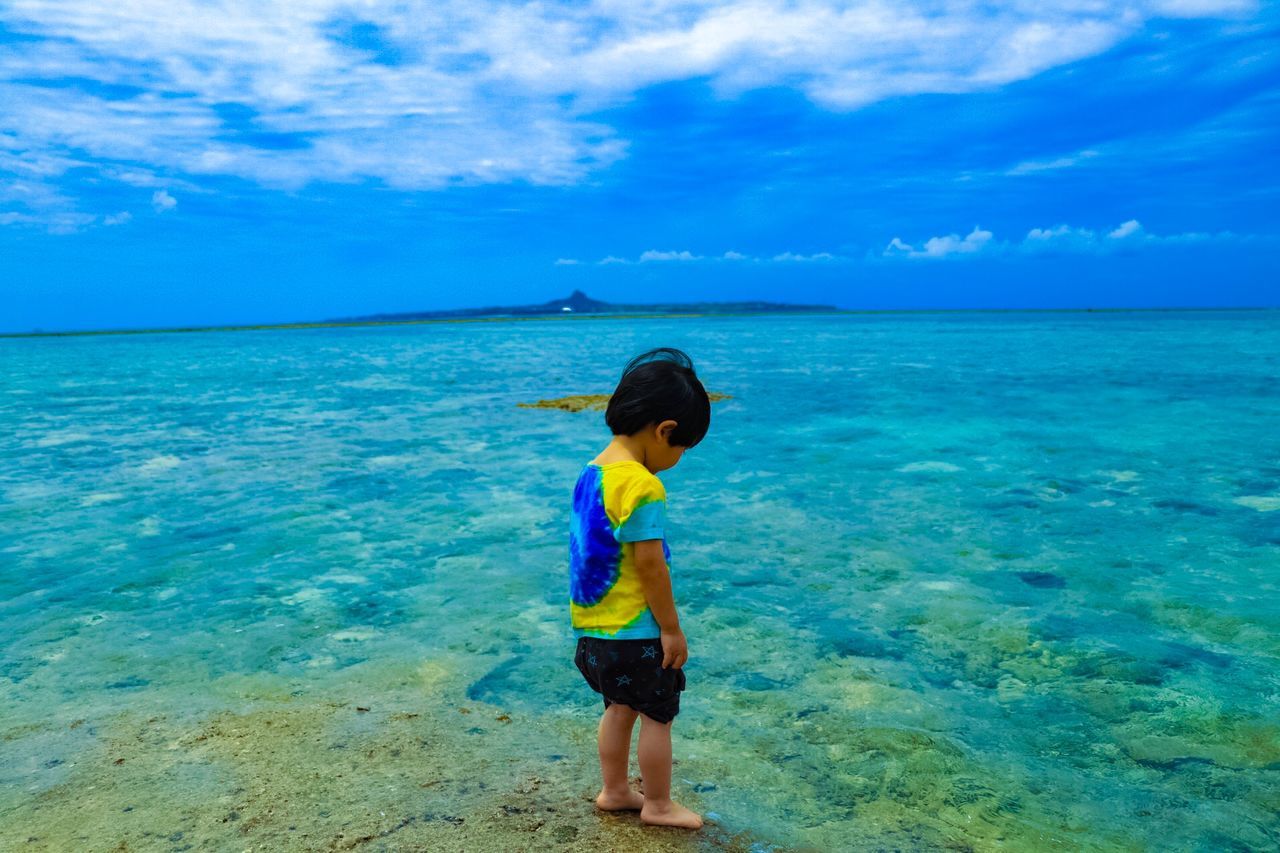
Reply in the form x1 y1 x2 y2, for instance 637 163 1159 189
3 667 780 853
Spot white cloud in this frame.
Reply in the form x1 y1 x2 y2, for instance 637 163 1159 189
1023 223 1097 252
151 189 177 212
772 251 837 262
0 0 1254 227
885 226 993 258
1150 0 1255 16
1108 219 1143 239
1026 224 1090 241
583 248 847 264
103 211 132 225
884 218 1260 258
927 227 993 256
554 257 580 265
639 249 700 262
1025 218 1254 251
582 219 1262 266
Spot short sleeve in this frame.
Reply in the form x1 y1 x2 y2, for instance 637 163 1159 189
615 477 667 542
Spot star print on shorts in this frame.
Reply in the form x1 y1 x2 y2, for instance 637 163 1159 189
575 636 686 724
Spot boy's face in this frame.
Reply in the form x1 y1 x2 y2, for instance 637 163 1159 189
650 419 687 472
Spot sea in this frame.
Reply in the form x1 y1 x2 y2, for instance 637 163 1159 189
1 310 1277 851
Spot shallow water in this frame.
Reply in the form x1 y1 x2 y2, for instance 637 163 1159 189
2 311 1278 851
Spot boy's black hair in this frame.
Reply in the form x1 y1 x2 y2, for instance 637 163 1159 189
605 347 711 448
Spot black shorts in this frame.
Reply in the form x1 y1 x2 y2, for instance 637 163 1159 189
574 636 686 724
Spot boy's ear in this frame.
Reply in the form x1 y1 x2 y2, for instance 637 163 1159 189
657 419 678 443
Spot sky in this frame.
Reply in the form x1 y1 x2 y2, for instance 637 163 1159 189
1 1 1278 333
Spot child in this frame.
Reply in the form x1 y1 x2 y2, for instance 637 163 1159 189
569 347 711 831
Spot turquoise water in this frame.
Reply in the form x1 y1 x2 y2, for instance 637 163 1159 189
2 311 1278 851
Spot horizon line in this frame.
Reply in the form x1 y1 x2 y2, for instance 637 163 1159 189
2 305 1276 340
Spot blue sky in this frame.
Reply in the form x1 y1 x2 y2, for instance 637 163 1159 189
2 1 1278 333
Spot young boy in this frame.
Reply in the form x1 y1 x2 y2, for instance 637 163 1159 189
569 347 711 831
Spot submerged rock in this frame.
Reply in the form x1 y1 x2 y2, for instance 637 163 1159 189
1016 571 1066 589
733 671 788 692
466 655 527 704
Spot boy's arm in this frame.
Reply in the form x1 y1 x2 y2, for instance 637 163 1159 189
632 539 681 633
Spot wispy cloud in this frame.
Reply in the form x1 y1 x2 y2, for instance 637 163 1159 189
1006 149 1100 175
581 249 846 265
772 251 837 262
0 210 97 234
639 249 701 262
1021 218 1261 251
0 1 1256 230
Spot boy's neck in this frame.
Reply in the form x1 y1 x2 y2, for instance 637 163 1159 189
592 436 650 470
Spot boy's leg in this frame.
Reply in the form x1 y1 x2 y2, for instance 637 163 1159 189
636 713 672 802
597 703 640 803
638 714 703 829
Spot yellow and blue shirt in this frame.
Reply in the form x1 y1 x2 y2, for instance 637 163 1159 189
569 460 670 639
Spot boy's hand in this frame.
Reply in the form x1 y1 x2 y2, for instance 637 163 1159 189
660 629 688 670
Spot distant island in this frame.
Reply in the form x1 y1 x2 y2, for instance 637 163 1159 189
328 289 838 323
2 294 1267 339
0 290 839 338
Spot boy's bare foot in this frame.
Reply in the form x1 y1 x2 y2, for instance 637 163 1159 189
640 799 704 829
595 788 645 811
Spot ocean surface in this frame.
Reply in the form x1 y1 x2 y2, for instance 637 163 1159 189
1 310 1278 851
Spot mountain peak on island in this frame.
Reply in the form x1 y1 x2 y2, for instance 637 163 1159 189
540 289 610 312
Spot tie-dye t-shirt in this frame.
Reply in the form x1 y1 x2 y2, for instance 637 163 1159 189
569 460 671 640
